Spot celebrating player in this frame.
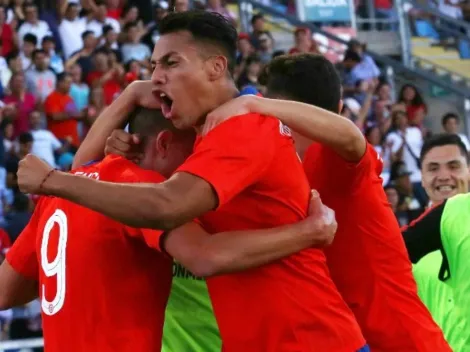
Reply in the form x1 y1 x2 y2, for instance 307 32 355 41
203 53 451 351
1 106 338 352
17 11 367 352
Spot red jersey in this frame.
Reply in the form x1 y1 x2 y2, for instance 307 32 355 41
177 114 365 352
6 155 172 352
303 142 450 352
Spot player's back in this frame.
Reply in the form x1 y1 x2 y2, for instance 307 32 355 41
177 114 365 352
36 156 172 352
303 143 450 352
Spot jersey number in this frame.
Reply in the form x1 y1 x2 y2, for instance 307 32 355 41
40 209 68 316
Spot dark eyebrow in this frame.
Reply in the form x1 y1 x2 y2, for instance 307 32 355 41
151 51 179 67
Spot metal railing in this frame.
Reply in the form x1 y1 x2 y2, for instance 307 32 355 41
0 337 43 351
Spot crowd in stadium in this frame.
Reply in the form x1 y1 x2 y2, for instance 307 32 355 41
0 0 467 350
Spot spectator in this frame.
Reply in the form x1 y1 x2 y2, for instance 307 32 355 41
289 27 319 55
338 49 362 95
44 72 82 149
4 131 32 194
65 30 97 79
2 120 16 156
0 6 16 56
69 64 89 114
25 49 56 103
398 83 427 127
236 54 262 90
86 49 123 105
58 2 87 60
84 85 106 136
29 110 65 168
441 112 470 151
172 0 190 13
41 35 64 74
373 82 393 121
257 32 274 63
101 24 119 51
386 110 427 207
86 0 121 37
142 4 169 51
19 33 36 71
106 0 123 20
348 39 380 85
3 72 36 138
366 124 391 183
6 0 25 25
17 3 51 48
120 4 144 29
206 0 236 24
249 14 273 50
389 160 424 223
384 184 409 226
3 51 22 88
4 192 31 243
121 21 151 64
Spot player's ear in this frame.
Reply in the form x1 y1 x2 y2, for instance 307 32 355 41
155 130 173 158
206 55 227 81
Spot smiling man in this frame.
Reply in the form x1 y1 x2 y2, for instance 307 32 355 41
16 10 366 352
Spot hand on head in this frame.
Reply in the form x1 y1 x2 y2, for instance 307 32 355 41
105 129 143 164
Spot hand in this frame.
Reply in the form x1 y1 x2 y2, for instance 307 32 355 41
17 155 54 195
303 190 337 247
128 80 161 109
203 95 256 136
105 129 143 163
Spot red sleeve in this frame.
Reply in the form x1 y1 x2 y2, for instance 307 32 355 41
176 114 276 208
5 200 43 279
125 227 164 251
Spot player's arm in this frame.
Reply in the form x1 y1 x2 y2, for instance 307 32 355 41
0 261 38 309
73 80 158 169
205 95 366 162
20 116 275 231
401 202 446 263
165 192 336 277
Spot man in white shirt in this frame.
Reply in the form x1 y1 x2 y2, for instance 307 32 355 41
86 1 120 38
17 3 52 48
29 110 63 168
58 2 88 60
19 34 37 71
441 112 470 152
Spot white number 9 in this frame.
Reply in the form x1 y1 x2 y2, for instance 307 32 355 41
40 209 68 316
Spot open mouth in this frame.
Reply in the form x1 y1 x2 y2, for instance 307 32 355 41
153 90 174 119
435 185 456 192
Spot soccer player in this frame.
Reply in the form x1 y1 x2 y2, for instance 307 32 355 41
403 193 470 351
2 106 338 352
203 53 451 351
17 11 367 352
406 133 469 350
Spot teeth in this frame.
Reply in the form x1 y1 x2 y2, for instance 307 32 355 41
160 93 166 98
437 186 453 192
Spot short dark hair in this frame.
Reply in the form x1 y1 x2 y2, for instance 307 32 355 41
23 33 38 46
420 133 469 165
124 21 138 32
262 54 342 113
343 49 361 62
19 132 33 144
442 112 460 126
82 30 94 40
32 49 46 60
159 10 237 74
6 50 19 65
57 72 71 82
42 35 55 44
128 107 177 148
102 25 114 36
251 13 263 25
23 3 37 12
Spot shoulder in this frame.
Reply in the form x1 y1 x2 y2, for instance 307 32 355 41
100 155 166 184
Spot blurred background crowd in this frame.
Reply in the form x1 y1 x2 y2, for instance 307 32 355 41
0 0 468 350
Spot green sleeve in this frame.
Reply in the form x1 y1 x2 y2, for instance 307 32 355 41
441 193 470 349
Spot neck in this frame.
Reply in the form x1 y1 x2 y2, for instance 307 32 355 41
195 80 239 135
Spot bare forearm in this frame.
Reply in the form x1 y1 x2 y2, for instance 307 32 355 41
249 97 366 161
50 112 70 122
171 219 325 277
44 171 176 230
73 84 137 168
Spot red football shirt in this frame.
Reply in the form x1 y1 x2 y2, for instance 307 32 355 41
6 155 172 352
303 142 450 352
177 114 365 352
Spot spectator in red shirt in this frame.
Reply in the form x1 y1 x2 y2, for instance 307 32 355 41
86 48 123 105
289 27 320 55
44 72 83 148
0 6 16 56
398 84 427 128
3 72 36 138
106 0 123 20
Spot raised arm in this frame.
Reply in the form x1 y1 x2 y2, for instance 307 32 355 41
205 95 366 162
73 80 158 168
165 191 336 277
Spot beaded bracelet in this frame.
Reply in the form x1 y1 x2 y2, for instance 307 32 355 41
39 169 56 191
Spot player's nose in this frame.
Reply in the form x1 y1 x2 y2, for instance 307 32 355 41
151 66 167 86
